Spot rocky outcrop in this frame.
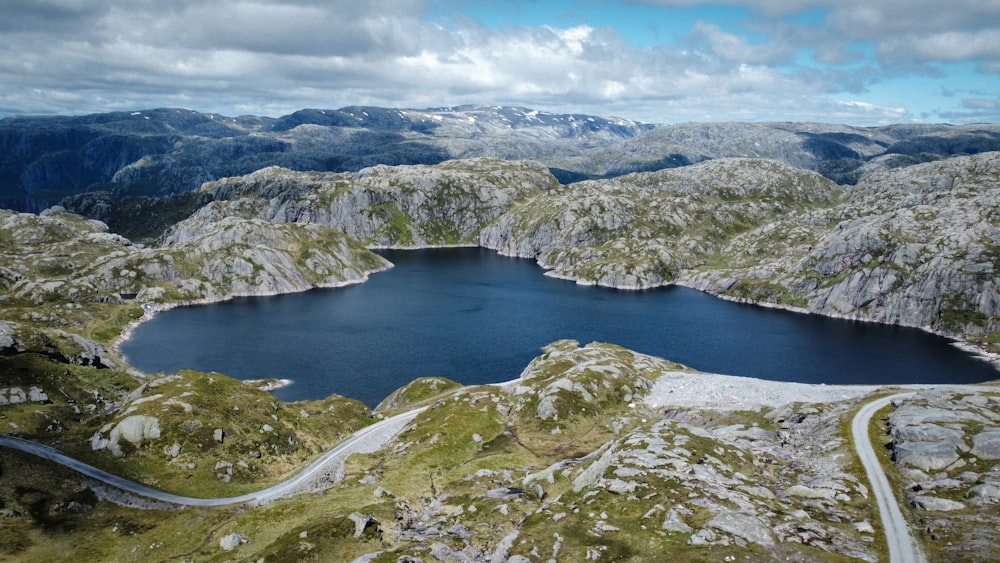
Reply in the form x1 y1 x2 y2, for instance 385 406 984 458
0 386 49 406
187 158 557 247
107 215 391 303
480 158 838 289
682 152 1000 338
510 340 662 421
477 151 999 341
90 415 162 457
0 319 115 369
884 390 1000 558
0 206 391 308
219 532 248 551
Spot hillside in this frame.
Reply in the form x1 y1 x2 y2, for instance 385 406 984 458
3 105 1000 213
2 133 1000 560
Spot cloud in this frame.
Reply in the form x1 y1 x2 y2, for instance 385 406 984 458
637 0 1000 67
0 0 996 124
688 21 794 65
879 29 1000 69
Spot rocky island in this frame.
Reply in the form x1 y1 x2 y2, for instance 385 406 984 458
2 107 1000 561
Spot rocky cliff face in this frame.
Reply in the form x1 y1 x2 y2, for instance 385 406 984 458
479 158 839 289
177 158 558 247
468 152 1000 342
0 206 390 309
680 152 1000 339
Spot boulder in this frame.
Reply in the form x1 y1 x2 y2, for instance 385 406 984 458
966 483 1000 503
893 440 962 472
348 512 376 539
909 495 966 511
970 431 1000 460
706 512 775 547
91 415 161 457
662 508 694 534
219 532 247 551
781 485 835 500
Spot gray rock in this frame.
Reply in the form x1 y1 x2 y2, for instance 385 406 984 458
430 543 474 562
909 495 966 511
853 521 875 534
490 530 519 563
687 527 719 546
7 388 26 404
781 485 835 500
892 422 966 444
966 483 1000 503
662 508 694 533
970 431 1000 460
706 512 775 547
348 512 374 539
894 440 962 472
219 532 247 551
91 415 161 457
0 321 16 350
27 386 49 403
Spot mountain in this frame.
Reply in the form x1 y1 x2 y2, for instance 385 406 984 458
3 153 1000 560
3 105 1000 212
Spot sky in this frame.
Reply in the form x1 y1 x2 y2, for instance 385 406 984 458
1 0 998 125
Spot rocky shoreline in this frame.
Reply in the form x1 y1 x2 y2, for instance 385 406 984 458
110 261 395 368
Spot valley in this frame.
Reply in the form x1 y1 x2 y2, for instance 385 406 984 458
2 106 1000 561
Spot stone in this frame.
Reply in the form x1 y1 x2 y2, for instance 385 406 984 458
894 440 962 472
214 428 225 443
490 531 519 563
219 533 247 551
706 512 775 547
662 508 693 533
970 431 1000 460
853 521 875 534
781 485 835 500
28 386 49 403
8 388 26 404
348 513 374 539
687 528 718 546
966 483 1000 503
605 479 640 494
592 521 620 533
91 415 162 457
909 495 966 511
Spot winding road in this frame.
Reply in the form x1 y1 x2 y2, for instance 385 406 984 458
0 391 940 561
0 406 425 508
851 392 924 563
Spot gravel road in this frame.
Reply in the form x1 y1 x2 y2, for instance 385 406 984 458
0 407 425 508
852 393 925 563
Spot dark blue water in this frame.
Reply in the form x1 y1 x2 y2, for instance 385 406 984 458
121 247 999 406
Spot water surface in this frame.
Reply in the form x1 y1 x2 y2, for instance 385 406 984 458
122 247 999 406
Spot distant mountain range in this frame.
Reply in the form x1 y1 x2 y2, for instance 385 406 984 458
2 105 999 212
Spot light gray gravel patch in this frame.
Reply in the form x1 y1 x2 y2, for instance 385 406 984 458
644 371 881 411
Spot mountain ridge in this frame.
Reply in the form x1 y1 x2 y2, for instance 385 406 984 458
4 105 1000 212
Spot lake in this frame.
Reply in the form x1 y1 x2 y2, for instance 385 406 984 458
121 247 1000 406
